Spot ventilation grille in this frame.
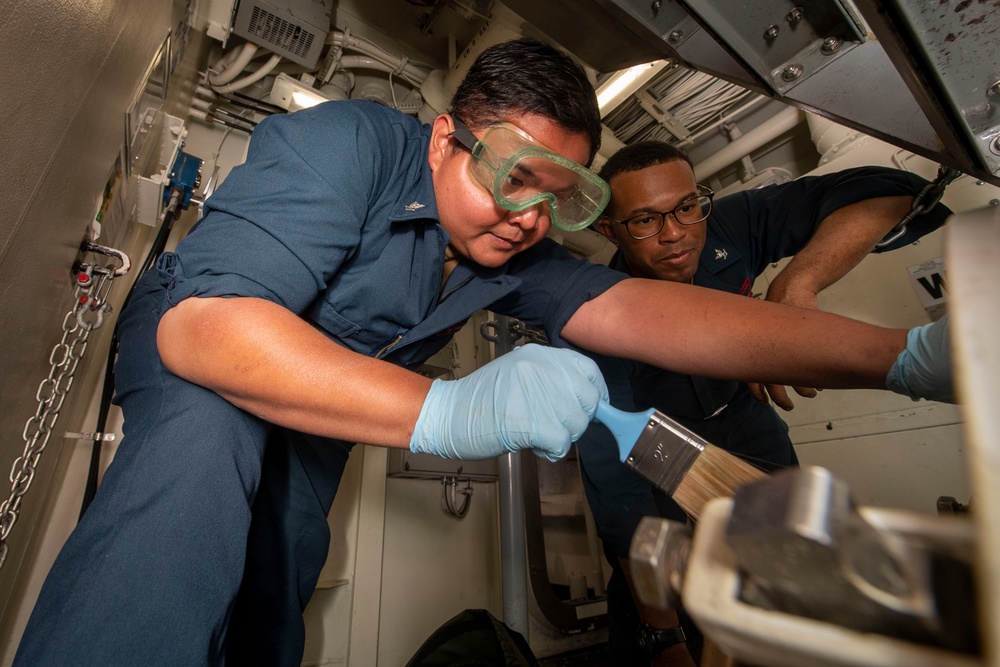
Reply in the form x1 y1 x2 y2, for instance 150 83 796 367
246 7 315 60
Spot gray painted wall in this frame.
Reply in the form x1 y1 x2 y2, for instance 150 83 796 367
0 0 202 647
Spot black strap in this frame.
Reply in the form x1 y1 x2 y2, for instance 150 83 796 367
875 164 960 249
637 623 687 657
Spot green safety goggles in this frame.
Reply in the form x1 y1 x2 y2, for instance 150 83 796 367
450 116 610 232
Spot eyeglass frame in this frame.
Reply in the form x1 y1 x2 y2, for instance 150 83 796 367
604 185 715 240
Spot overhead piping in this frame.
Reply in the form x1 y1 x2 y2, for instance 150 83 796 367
693 106 804 182
208 42 260 86
211 53 282 94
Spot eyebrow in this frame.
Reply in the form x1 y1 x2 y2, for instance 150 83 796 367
621 190 699 219
510 162 541 185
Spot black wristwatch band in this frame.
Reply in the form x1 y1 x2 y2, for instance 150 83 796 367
636 623 687 657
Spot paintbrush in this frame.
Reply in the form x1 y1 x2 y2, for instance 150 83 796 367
594 401 766 520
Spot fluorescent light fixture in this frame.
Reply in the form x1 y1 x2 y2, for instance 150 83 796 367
596 60 670 116
270 73 335 113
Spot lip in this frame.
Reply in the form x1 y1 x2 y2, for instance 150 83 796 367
658 248 694 266
489 232 520 251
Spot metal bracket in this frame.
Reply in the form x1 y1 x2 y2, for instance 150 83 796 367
81 242 131 276
64 432 117 442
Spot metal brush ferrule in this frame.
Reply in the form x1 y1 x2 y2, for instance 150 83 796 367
624 411 707 494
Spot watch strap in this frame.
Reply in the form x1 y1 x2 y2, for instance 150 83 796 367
637 623 687 657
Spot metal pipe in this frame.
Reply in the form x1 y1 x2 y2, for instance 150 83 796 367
693 106 804 182
493 315 529 636
679 95 768 147
498 451 528 636
578 459 607 597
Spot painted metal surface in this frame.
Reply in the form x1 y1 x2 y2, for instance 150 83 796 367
0 0 202 655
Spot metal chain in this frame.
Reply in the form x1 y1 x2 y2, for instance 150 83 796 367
0 252 126 570
479 318 550 347
509 320 550 346
876 165 961 249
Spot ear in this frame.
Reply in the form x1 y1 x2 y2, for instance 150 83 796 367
427 114 457 171
596 217 618 244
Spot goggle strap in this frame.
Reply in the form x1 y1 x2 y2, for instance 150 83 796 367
450 125 478 150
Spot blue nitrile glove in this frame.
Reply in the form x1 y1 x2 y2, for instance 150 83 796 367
410 343 610 462
886 314 955 403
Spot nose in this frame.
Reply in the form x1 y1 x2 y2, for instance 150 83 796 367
506 204 549 232
657 214 687 243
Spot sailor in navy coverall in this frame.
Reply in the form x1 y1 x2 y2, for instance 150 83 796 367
576 140 953 665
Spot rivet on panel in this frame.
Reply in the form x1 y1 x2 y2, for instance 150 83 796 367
821 36 843 55
781 64 804 82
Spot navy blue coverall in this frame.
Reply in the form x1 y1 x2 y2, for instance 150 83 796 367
16 100 625 667
575 166 952 664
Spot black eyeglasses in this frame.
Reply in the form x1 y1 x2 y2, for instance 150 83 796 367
606 186 714 240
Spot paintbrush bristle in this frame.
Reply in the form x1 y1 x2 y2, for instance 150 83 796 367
672 444 766 520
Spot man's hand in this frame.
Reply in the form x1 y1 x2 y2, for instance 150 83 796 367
410 344 609 461
748 382 819 411
747 281 821 410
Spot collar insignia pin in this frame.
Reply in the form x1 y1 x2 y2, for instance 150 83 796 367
404 201 425 212
715 248 728 260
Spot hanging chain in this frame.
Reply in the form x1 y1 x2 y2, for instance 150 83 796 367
876 165 961 249
0 246 128 570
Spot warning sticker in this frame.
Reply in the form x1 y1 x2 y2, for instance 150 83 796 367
907 257 947 321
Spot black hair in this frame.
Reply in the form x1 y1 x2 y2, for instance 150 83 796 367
450 37 602 165
598 140 693 184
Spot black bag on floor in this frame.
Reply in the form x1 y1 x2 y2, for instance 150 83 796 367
405 609 540 667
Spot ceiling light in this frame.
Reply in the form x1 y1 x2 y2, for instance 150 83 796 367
270 73 335 113
596 60 670 116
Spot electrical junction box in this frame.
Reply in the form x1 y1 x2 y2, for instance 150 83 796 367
231 0 331 68
133 114 187 226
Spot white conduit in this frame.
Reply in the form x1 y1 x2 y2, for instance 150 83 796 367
680 95 768 147
326 32 429 86
212 53 282 94
693 106 804 182
208 42 260 87
339 55 409 78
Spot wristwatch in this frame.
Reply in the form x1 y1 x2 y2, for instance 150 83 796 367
636 623 686 657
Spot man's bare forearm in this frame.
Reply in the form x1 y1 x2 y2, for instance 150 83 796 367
157 296 432 447
564 279 906 389
768 195 914 301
